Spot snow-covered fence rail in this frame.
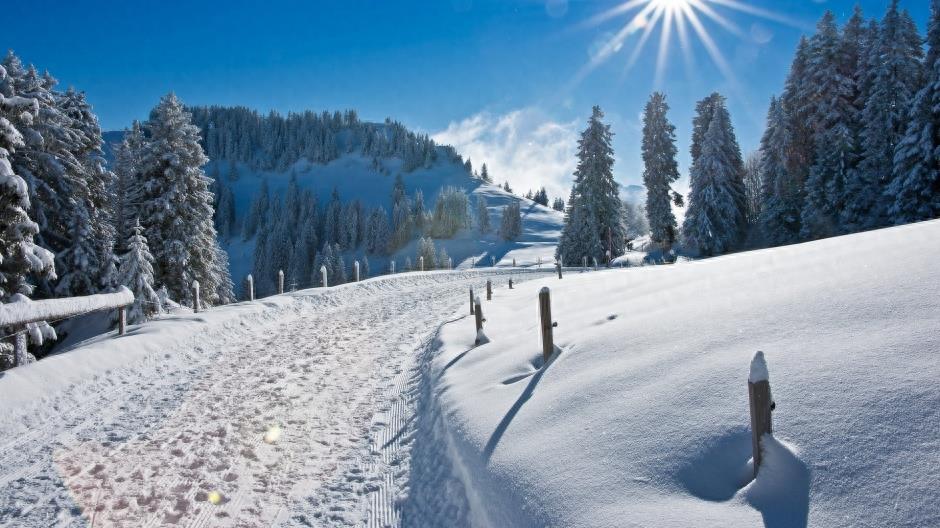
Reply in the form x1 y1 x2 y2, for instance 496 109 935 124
0 287 134 367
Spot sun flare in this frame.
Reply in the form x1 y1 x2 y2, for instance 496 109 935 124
575 0 805 88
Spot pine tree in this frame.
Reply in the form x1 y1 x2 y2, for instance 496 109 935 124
499 201 523 241
417 236 437 269
556 106 624 264
641 92 680 248
365 206 390 255
552 197 565 211
117 220 161 323
243 178 269 239
682 94 747 256
889 0 940 224
480 163 492 183
138 93 233 305
476 196 491 234
800 12 858 240
333 244 347 284
846 1 924 231
759 97 802 245
112 120 146 252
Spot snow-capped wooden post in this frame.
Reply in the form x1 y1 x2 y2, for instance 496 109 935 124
277 270 284 294
538 287 555 362
192 280 201 313
469 287 475 314
390 260 396 274
748 351 774 478
512 258 516 267
419 256 424 272
474 296 484 344
448 257 453 269
354 261 360 282
509 278 514 289
246 274 255 301
486 280 492 300
556 262 563 279
118 306 127 336
320 265 328 288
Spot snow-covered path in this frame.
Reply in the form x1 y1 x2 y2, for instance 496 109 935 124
0 271 545 527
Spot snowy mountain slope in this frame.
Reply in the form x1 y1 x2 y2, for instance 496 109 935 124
426 219 940 527
213 156 564 286
0 269 554 526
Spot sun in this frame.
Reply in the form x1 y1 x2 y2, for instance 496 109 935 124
574 0 805 89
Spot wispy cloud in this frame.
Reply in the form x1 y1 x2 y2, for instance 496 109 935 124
432 108 578 203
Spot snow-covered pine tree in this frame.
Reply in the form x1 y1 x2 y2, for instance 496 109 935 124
476 196 491 234
889 0 940 224
499 201 522 241
117 220 161 323
552 197 565 211
112 120 146 252
0 65 56 366
437 246 449 269
430 186 471 238
324 187 342 246
743 151 763 230
641 92 680 249
779 37 814 233
364 206 390 255
480 163 491 183
556 106 623 264
138 93 234 305
759 97 802 245
503 181 513 193
682 95 747 256
333 244 347 284
243 178 269 239
800 12 858 240
215 182 236 241
845 1 924 232
417 236 437 269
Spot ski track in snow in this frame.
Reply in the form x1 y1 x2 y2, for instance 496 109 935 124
0 271 549 528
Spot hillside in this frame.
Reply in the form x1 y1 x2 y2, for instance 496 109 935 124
424 219 940 527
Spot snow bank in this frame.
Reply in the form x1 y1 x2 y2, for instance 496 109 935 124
428 219 940 527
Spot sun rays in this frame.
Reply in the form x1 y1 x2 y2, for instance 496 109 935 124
574 0 805 89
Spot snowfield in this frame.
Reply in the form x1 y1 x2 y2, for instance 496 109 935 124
1 220 938 527
427 219 940 527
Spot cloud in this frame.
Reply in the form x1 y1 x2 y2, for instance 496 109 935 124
432 108 579 203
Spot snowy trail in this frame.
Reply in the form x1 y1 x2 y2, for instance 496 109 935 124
0 271 548 527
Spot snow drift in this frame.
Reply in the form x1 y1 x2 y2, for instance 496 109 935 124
424 219 940 527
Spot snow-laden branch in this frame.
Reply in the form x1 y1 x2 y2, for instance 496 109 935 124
0 287 134 327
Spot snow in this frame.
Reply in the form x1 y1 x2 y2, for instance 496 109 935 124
749 350 769 383
427 219 940 527
0 287 133 327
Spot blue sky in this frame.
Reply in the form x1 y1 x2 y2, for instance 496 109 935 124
5 0 930 199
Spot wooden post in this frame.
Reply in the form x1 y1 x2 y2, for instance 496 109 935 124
748 351 774 478
556 262 563 279
474 296 484 344
509 278 513 289
486 280 492 300
278 269 284 294
192 280 201 313
247 274 254 301
469 287 475 314
419 256 424 272
354 261 360 282
390 260 395 274
538 287 554 362
118 306 127 336
14 330 27 367
320 265 328 287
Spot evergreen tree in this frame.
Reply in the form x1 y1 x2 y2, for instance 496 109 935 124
800 12 858 240
641 92 681 248
138 93 233 305
846 1 924 231
480 163 492 183
759 97 802 245
476 196 491 234
682 95 747 256
361 255 370 278
333 244 347 284
499 201 523 241
430 187 471 238
556 106 624 264
323 187 342 245
552 197 565 211
417 236 437 269
112 120 146 252
889 0 940 224
743 151 763 229
365 206 390 255
243 178 269 239
117 220 161 323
